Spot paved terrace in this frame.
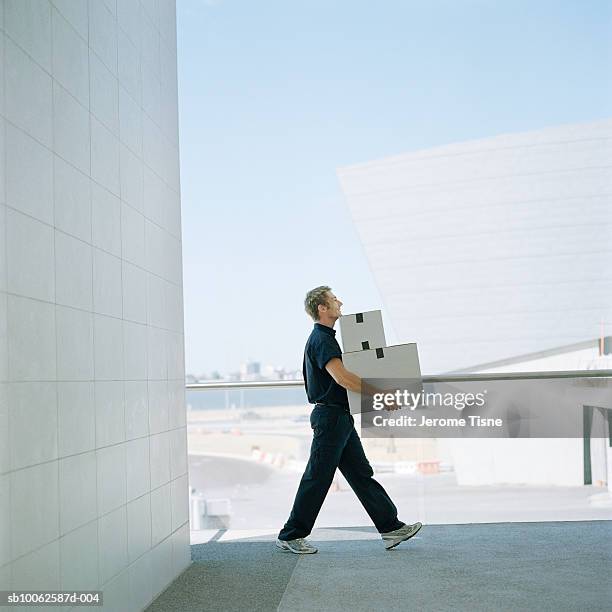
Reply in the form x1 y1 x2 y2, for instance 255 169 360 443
146 521 611 611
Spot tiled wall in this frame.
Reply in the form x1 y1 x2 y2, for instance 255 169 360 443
338 120 612 372
0 1 190 610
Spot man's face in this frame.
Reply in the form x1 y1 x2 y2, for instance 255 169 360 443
321 291 343 320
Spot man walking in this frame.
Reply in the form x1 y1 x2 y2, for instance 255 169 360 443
276 286 422 554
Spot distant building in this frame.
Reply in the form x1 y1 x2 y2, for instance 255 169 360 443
240 360 262 380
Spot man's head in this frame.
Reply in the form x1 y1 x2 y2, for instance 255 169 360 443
304 286 343 324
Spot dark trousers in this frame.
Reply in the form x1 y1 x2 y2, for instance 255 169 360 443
278 404 404 541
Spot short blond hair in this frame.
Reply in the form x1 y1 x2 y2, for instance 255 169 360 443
304 286 331 321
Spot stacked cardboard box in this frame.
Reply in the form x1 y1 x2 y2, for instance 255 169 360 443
339 311 422 414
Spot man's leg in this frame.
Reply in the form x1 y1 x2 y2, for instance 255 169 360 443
338 421 404 534
278 408 351 541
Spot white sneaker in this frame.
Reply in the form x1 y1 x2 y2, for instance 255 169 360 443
381 522 423 550
275 537 318 554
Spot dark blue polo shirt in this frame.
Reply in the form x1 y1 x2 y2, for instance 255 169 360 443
302 323 349 407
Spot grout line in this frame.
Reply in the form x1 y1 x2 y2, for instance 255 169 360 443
50 36 63 590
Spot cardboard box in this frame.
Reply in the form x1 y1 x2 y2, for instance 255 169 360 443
342 343 422 414
339 310 386 353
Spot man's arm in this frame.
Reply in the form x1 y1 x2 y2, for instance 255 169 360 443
325 358 400 410
325 357 362 393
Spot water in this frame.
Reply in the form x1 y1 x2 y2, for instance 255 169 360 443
186 386 309 410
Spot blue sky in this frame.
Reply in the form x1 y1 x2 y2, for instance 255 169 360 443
177 0 612 375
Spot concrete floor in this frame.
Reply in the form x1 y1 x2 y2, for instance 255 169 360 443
146 521 612 612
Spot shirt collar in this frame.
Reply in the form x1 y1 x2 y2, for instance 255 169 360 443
314 323 336 336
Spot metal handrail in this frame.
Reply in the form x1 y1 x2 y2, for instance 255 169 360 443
186 369 612 390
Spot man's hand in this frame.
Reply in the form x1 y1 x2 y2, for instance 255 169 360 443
383 399 402 412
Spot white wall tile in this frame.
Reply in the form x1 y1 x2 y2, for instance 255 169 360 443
0 31 5 118
144 218 164 278
141 61 161 127
167 380 185 429
126 436 149 501
0 474 10 566
148 379 168 435
98 566 129 612
7 207 55 302
55 230 92 311
8 295 56 381
170 474 188 530
119 86 142 155
160 76 178 146
102 0 117 17
117 28 141 106
52 0 88 43
166 331 184 380
0 206 6 293
9 382 58 470
91 182 121 257
165 283 182 333
93 314 123 380
116 0 140 48
128 548 152 611
141 0 159 30
120 202 145 267
59 450 97 534
160 31 177 94
159 0 177 48
124 380 148 440
96 443 126 514
150 482 171 546
142 114 163 179
10 461 59 559
123 320 147 380
95 381 124 447
150 536 172 599
147 326 167 380
93 248 122 318
11 540 60 591
91 117 120 197
146 272 166 329
0 296 6 384
60 520 99 590
169 427 187 479
52 7 89 107
88 0 117 74
97 506 127 585
0 384 8 474
57 382 95 457
119 143 144 213
161 181 175 236
143 164 165 228
5 0 53 72
6 123 53 224
126 493 151 563
149 431 170 490
90 50 119 135
53 81 90 175
53 155 91 242
171 523 191 576
4 37 53 147
0 565 9 591
56 305 94 380
122 261 146 324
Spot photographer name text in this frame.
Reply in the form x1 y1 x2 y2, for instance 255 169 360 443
372 414 503 428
